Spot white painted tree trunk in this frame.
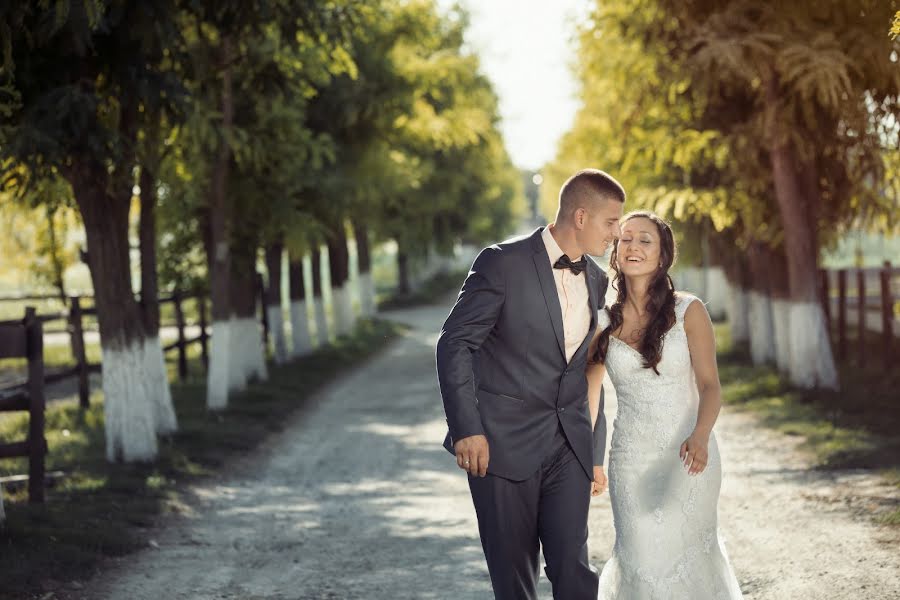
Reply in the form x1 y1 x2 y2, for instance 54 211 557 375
266 305 288 365
207 319 232 410
244 316 268 382
788 301 838 390
313 297 329 346
102 340 158 462
226 316 248 393
704 267 728 321
772 298 792 372
290 300 312 357
144 336 178 434
227 317 267 388
748 291 776 365
674 267 705 297
727 285 750 344
359 272 377 316
332 284 355 336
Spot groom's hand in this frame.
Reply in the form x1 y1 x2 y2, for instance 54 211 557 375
454 435 489 477
591 466 607 496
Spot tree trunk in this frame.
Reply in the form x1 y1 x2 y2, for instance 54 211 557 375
769 246 792 373
311 245 329 346
71 164 157 463
766 73 838 390
207 35 235 409
288 248 312 357
139 166 177 434
397 245 411 296
746 242 776 366
353 220 376 317
264 240 287 364
327 225 353 337
717 238 750 347
230 244 267 388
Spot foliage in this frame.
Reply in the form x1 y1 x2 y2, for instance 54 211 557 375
547 0 900 263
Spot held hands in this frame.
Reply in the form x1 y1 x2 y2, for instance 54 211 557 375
679 430 710 476
454 435 490 477
591 466 607 496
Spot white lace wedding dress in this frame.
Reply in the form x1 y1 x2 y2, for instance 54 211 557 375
597 293 744 600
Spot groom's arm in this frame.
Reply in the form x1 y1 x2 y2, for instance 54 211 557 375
592 268 610 467
435 246 506 443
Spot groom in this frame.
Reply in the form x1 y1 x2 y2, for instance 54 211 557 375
436 169 625 599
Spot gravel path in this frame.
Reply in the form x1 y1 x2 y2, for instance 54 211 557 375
71 299 899 600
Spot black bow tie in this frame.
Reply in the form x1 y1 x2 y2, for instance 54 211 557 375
553 254 586 276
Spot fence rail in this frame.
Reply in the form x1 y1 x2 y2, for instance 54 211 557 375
0 283 272 506
819 262 897 371
0 308 47 504
0 285 267 409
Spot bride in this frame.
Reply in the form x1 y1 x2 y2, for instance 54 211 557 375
586 210 744 599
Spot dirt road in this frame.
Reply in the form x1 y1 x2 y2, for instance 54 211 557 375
74 300 899 600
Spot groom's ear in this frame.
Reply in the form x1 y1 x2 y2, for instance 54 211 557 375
573 207 588 229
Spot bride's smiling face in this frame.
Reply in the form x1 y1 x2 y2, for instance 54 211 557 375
615 217 661 276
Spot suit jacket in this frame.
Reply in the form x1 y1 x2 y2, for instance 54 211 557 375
435 227 609 481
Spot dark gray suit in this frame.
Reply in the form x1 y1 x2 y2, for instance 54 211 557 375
436 227 608 599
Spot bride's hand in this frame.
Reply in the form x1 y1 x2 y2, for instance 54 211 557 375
679 431 709 476
591 466 607 496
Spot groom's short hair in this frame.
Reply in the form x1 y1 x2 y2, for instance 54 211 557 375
558 169 626 219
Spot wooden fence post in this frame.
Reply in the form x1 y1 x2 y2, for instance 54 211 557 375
857 269 865 365
172 291 188 380
198 295 209 371
68 296 90 409
820 269 831 329
837 268 847 360
881 261 893 371
25 307 46 504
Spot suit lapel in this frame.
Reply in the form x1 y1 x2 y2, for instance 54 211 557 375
531 231 566 360
572 261 599 361
585 262 599 321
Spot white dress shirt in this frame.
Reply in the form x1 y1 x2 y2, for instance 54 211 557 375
541 225 592 363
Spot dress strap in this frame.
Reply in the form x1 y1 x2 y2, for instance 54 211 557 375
597 306 613 331
674 292 701 322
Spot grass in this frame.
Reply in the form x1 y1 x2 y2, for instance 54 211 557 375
715 324 900 528
715 323 900 473
0 317 405 599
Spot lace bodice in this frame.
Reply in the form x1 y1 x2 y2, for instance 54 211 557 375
600 293 696 391
599 293 702 456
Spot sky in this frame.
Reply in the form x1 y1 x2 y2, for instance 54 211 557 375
441 0 593 171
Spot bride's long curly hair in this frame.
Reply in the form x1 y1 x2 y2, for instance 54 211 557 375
591 210 678 374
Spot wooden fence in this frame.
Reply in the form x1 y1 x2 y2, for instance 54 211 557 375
0 282 272 506
819 261 898 370
0 308 47 504
0 280 269 409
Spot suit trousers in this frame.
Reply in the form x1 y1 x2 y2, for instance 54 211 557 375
467 422 599 599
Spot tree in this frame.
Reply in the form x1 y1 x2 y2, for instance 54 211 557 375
1 1 185 461
171 0 356 406
551 0 899 389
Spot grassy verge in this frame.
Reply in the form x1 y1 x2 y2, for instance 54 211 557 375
0 318 404 599
377 270 466 311
715 323 900 524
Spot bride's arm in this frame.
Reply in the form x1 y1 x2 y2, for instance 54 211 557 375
682 299 723 475
586 359 607 433
586 325 607 434
586 327 609 495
